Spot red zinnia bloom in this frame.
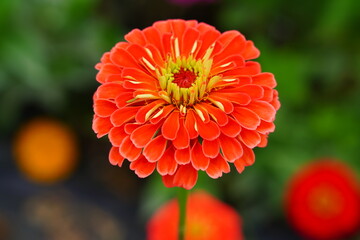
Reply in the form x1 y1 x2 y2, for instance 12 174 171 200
147 191 243 240
285 159 360 240
93 19 280 189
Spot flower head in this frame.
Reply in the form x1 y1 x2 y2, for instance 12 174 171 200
93 19 280 189
285 159 360 240
147 191 243 240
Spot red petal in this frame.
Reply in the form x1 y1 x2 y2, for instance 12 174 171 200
162 174 176 188
182 27 200 56
252 73 277 88
115 92 136 108
219 135 243 162
239 129 261 148
232 107 260 130
235 61 261 75
119 136 142 162
196 29 221 59
173 164 198 190
184 109 198 139
143 27 163 53
256 120 275 134
210 92 251 105
246 101 276 122
143 135 167 162
198 102 228 126
124 29 146 45
130 123 160 148
92 115 112 138
110 47 139 68
220 117 241 137
191 141 210 171
96 64 121 83
213 34 246 63
208 95 234 114
124 123 139 134
157 147 178 176
172 118 190 149
258 134 268 147
270 90 280 110
110 107 140 126
130 156 156 178
150 105 175 124
175 147 191 165
202 139 220 158
193 105 210 123
108 127 127 146
94 99 117 117
96 82 124 100
241 40 260 60
195 115 220 141
206 155 230 179
135 100 165 124
161 111 180 140
109 146 125 167
234 144 255 173
235 84 264 99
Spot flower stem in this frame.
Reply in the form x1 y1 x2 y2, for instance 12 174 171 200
177 187 189 240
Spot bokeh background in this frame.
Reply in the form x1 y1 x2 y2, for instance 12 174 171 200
1 0 359 239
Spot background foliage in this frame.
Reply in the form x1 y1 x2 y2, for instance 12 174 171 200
0 0 359 239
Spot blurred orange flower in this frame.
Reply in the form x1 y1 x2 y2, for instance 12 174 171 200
93 19 280 189
147 191 243 240
285 159 360 240
13 118 78 184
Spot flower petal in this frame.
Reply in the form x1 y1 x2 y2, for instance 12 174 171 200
207 95 234 114
108 127 127 146
95 82 125 100
232 107 260 130
202 139 220 158
111 107 140 126
206 155 230 179
234 143 255 173
115 92 136 108
130 156 156 178
195 115 220 141
239 129 261 148
135 100 165 124
143 135 167 162
184 109 199 139
175 147 191 165
119 136 142 162
198 102 228 126
172 118 190 149
130 123 160 148
124 29 146 45
247 101 276 122
92 116 113 138
173 164 198 190
219 135 243 162
256 120 275 134
94 99 117 117
111 47 139 68
150 105 175 124
157 147 177 176
252 73 277 88
96 64 121 83
109 146 125 167
161 111 180 140
191 141 210 171
220 117 241 138
241 40 260 60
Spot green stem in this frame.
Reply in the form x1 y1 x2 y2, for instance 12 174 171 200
177 187 189 240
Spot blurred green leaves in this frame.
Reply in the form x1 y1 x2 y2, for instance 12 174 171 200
0 0 121 131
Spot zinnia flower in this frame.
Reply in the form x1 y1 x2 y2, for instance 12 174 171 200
93 19 280 189
147 191 243 240
285 159 360 240
13 118 78 183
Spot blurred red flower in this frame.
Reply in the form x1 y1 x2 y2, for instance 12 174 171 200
147 191 243 240
93 19 279 189
285 159 360 240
